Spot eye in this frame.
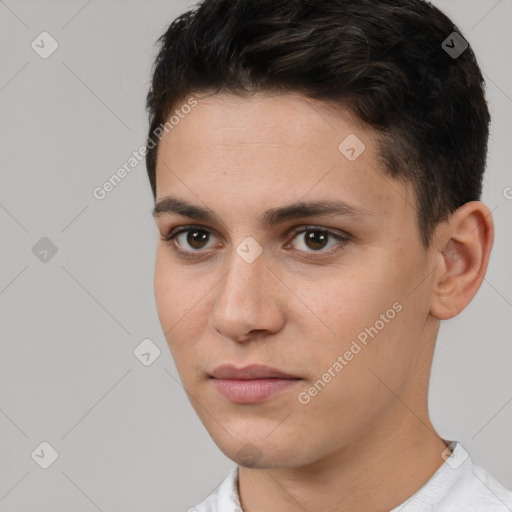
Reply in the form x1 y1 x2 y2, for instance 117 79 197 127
286 226 349 258
161 224 350 260
162 225 218 256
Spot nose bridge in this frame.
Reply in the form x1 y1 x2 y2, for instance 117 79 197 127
209 239 281 339
219 241 268 305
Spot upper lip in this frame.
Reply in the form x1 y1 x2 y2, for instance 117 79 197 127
210 364 300 380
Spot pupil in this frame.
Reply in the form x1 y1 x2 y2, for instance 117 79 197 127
306 230 327 250
188 230 208 249
184 230 328 251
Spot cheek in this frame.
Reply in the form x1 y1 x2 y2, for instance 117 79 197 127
154 253 199 341
308 265 399 333
153 262 196 381
153 252 214 363
300 258 419 373
154 256 178 327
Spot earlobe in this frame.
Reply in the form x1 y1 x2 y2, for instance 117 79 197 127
430 202 494 320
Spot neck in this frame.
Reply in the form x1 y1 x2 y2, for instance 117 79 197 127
238 399 449 512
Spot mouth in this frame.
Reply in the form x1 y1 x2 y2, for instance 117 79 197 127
209 364 303 404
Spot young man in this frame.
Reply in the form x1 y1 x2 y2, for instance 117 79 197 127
146 0 512 510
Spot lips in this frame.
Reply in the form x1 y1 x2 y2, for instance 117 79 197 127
209 364 302 404
210 363 300 380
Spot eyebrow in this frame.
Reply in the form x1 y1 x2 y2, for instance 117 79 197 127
152 196 376 226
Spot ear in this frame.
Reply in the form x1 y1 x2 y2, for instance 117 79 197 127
430 201 494 320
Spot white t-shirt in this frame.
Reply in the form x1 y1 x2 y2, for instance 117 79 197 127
190 441 512 512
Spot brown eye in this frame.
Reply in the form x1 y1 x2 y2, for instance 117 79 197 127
184 229 210 250
162 224 350 262
290 227 347 256
303 230 329 251
162 226 216 253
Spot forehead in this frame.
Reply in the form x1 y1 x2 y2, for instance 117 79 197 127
155 92 416 228
159 92 372 163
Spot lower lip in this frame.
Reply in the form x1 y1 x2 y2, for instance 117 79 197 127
211 378 301 404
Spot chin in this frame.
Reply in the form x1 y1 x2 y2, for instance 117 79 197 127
212 433 309 469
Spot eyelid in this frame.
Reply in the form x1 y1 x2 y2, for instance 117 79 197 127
164 224 219 242
163 223 349 239
286 225 350 259
288 224 349 239
161 223 351 258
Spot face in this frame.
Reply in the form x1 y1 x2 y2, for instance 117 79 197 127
153 92 438 469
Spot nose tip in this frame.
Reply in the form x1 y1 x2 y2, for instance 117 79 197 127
208 247 286 342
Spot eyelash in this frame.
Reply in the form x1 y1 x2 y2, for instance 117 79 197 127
160 224 350 261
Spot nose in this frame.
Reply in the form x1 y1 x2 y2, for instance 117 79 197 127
208 246 286 343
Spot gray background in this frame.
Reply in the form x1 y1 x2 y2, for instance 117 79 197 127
0 0 511 510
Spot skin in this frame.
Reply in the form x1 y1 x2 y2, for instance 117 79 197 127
152 92 494 512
